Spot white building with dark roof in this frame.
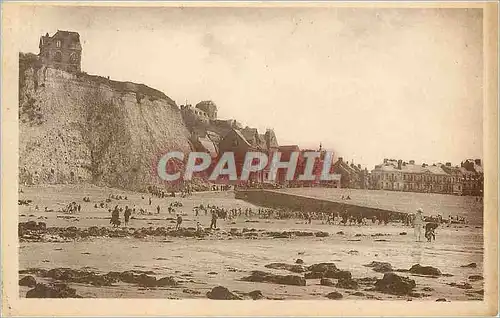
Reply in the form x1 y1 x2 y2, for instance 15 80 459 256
370 158 481 195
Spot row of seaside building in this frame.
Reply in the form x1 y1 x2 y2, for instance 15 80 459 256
368 158 483 196
180 101 483 196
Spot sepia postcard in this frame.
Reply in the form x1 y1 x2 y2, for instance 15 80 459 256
1 1 498 316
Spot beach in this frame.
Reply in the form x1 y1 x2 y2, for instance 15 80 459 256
18 184 484 300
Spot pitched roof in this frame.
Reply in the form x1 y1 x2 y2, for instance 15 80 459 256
232 129 252 147
198 137 218 158
264 129 279 148
40 30 82 50
278 145 300 153
374 163 448 175
206 130 222 144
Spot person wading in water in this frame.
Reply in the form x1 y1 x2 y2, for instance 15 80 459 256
413 208 425 242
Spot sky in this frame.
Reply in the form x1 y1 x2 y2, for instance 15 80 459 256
15 5 484 169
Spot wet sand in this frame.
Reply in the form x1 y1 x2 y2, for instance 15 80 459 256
18 184 484 300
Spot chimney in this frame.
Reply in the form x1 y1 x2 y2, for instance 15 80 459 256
397 159 402 170
446 162 451 167
383 158 388 163
409 160 415 165
475 159 481 166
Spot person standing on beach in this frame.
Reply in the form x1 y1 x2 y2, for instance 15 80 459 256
124 206 131 226
176 214 183 230
110 206 120 227
413 208 424 242
210 210 218 229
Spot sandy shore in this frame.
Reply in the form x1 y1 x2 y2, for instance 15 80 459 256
18 184 484 300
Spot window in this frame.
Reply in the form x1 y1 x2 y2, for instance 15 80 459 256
70 52 79 63
56 40 61 48
53 51 62 62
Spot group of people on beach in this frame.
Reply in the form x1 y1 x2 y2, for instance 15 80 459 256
40 186 468 246
412 208 439 242
109 205 132 227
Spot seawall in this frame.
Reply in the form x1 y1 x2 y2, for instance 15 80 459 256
235 189 407 220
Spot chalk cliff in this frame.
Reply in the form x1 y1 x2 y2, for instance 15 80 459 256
19 53 192 191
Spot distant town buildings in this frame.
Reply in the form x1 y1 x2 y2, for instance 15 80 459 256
370 158 483 196
180 99 483 197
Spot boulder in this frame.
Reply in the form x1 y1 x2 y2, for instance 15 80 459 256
19 268 48 276
241 271 306 286
156 276 178 286
469 275 483 281
304 271 325 279
473 289 484 295
364 261 393 273
295 259 304 264
320 278 335 287
85 273 116 286
116 271 137 284
46 268 80 281
336 278 359 290
436 298 448 302
325 291 343 299
293 231 314 237
87 226 101 236
265 263 306 273
135 274 157 287
315 231 329 237
460 262 477 268
374 273 416 295
183 288 201 295
305 263 351 280
206 286 242 300
19 275 37 287
358 277 378 285
248 290 264 300
21 221 38 230
449 282 472 289
325 270 352 280
26 283 80 298
308 263 338 273
409 264 442 276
